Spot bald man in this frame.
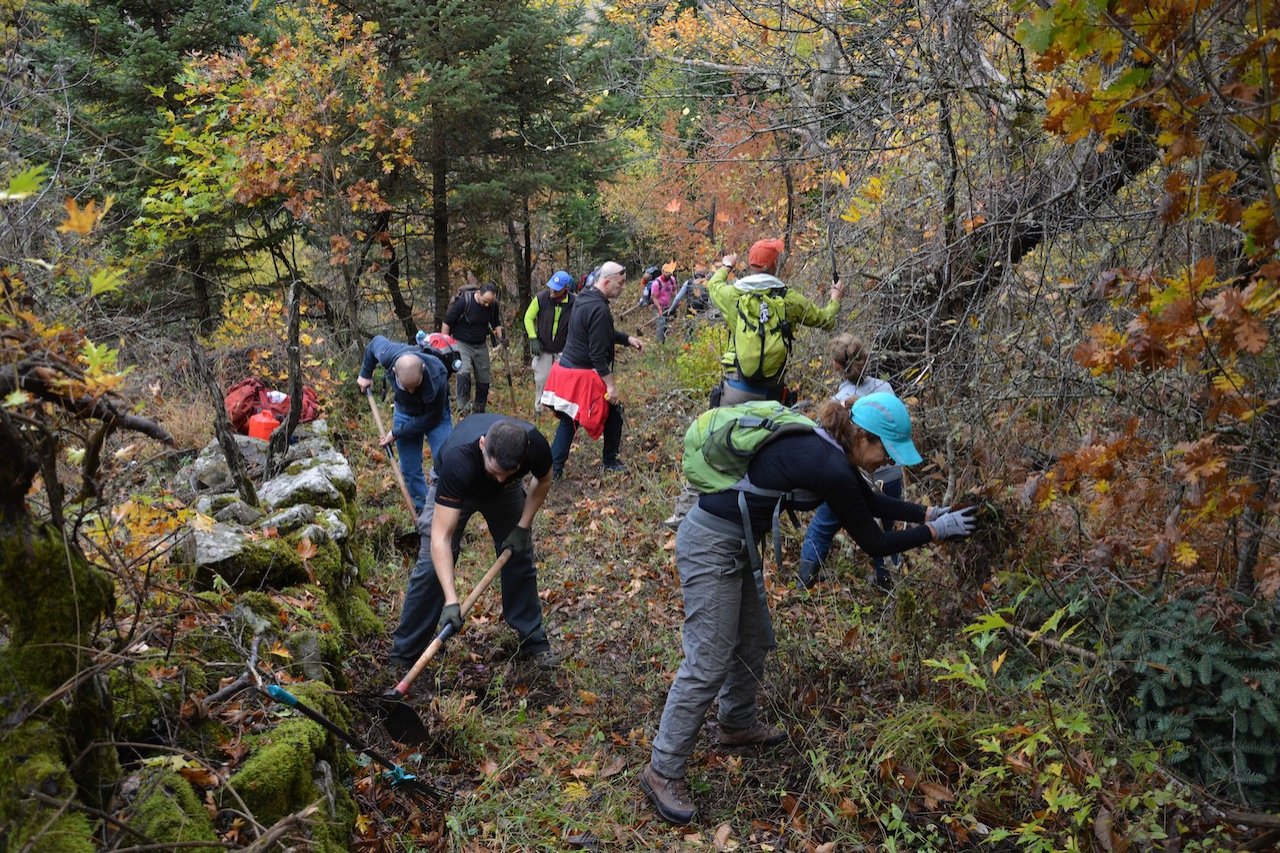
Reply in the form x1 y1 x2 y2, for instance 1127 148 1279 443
541 261 644 477
358 335 452 514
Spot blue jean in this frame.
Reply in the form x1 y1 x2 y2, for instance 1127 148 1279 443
650 506 774 779
800 475 902 580
390 481 548 663
393 398 452 514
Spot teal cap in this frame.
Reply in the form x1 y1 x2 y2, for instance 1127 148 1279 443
850 392 922 466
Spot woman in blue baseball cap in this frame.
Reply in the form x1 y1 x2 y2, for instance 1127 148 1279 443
640 392 976 826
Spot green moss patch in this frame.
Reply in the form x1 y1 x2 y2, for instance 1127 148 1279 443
129 767 220 850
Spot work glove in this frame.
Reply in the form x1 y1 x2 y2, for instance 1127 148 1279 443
928 506 978 540
501 525 533 556
441 603 463 634
925 505 950 523
529 339 543 357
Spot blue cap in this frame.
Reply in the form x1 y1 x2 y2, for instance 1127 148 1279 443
548 271 573 292
850 392 922 466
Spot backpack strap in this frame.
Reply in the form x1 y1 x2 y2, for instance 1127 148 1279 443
737 491 777 649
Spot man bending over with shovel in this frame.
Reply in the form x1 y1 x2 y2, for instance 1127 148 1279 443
357 335 452 516
390 414 560 672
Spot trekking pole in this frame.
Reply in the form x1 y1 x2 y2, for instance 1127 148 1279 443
617 301 645 321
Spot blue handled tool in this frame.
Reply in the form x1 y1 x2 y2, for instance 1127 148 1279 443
264 685 441 796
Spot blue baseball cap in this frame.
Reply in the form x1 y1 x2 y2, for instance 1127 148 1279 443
548 270 574 292
850 392 922 466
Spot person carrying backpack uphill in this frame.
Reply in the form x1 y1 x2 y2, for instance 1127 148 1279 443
639 393 978 826
441 282 505 415
709 237 845 404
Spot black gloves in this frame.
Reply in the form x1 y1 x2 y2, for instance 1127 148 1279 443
441 603 462 634
501 525 533 556
529 339 543 357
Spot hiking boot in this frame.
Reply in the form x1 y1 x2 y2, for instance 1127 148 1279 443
601 459 626 472
662 514 682 530
797 560 819 589
718 721 786 747
552 466 564 481
639 763 697 825
530 648 561 670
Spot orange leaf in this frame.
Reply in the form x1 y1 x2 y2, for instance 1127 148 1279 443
56 197 110 235
178 765 221 788
296 537 319 560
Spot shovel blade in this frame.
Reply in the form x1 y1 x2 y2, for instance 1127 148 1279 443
375 695 430 745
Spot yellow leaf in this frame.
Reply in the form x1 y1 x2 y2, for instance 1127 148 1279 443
991 650 1008 675
860 176 884 203
1174 541 1198 567
355 813 372 834
562 780 588 802
268 641 292 659
577 690 599 705
831 168 850 189
190 512 216 532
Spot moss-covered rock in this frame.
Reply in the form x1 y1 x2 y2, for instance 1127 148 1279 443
109 659 206 744
334 586 382 639
224 682 356 851
0 522 113 693
0 720 96 853
128 767 220 851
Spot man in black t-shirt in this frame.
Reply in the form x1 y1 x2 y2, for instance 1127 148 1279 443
389 413 559 670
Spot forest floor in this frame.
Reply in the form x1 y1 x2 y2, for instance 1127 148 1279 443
333 336 1012 851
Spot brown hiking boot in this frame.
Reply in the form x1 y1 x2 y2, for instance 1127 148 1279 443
639 763 697 825
718 721 786 747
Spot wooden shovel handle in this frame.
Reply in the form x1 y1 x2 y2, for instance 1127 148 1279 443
394 549 513 696
365 390 418 523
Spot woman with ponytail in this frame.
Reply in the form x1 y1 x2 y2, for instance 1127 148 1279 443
639 392 976 826
798 334 902 588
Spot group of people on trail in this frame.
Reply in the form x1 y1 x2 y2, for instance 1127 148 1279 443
355 238 979 827
637 263 715 344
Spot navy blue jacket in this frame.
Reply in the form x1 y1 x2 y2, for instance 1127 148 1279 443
359 335 449 436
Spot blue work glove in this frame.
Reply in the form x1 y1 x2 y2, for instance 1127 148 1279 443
441 603 462 634
928 506 977 540
925 505 950 522
501 525 533 556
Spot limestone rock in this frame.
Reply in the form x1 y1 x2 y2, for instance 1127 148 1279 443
261 504 316 534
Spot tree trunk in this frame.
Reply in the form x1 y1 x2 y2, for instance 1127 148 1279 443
380 229 417 341
267 280 303 478
431 123 451 326
189 336 258 507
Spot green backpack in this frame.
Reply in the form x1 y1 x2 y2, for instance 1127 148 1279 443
733 288 793 384
682 400 816 494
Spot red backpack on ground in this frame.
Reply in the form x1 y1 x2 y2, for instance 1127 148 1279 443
223 377 321 434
